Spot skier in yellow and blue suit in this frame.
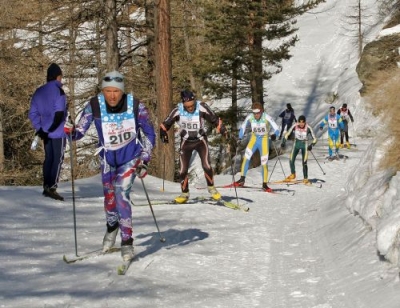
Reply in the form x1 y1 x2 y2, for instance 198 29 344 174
233 102 279 192
319 106 344 160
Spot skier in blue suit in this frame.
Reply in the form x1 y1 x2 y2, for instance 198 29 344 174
319 106 344 160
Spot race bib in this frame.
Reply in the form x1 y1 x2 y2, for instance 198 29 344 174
178 102 202 135
250 113 268 136
328 116 338 129
99 94 136 150
294 125 308 140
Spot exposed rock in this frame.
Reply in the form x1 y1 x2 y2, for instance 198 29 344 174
356 33 400 94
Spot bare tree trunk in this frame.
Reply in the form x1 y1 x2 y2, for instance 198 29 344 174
232 60 238 125
68 6 78 181
182 1 196 91
146 0 156 104
104 0 119 70
96 17 102 84
0 106 4 175
358 0 363 58
248 0 263 105
155 0 174 180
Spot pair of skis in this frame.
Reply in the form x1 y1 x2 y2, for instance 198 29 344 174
132 196 250 212
63 247 136 275
270 179 323 188
172 196 250 212
324 154 348 163
197 183 296 196
63 247 121 264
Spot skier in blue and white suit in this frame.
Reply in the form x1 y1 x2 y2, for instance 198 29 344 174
319 106 344 159
234 102 279 192
67 71 155 262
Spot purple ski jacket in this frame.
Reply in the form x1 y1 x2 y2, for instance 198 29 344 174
28 80 67 139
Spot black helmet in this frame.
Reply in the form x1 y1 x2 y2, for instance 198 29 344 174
298 115 306 123
181 90 195 102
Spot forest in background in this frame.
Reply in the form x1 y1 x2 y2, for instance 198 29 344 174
0 0 398 186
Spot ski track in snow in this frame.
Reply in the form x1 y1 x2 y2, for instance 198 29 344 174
2 139 400 307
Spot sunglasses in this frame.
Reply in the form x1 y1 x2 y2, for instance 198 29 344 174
182 97 194 102
103 76 124 82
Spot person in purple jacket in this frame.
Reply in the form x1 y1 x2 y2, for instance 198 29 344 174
29 63 67 201
66 71 155 262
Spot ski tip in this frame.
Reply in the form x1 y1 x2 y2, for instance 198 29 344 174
63 255 78 264
117 265 127 275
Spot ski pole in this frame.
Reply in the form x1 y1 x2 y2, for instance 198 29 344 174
140 177 166 243
268 155 279 182
271 141 287 181
68 134 78 257
161 150 166 192
309 149 326 175
351 121 357 147
228 142 241 206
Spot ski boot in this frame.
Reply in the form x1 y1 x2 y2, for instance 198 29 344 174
174 192 190 204
121 238 134 262
208 186 221 201
102 223 119 252
262 182 273 192
284 173 296 182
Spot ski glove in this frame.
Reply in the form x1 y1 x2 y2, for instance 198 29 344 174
160 128 169 144
307 144 313 151
270 134 276 141
135 162 148 179
319 126 323 131
281 140 286 148
64 118 75 135
35 128 48 141
140 152 150 164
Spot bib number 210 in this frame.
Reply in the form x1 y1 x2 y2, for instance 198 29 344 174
110 132 133 144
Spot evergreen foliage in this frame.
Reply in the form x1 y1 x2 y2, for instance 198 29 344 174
0 0 326 185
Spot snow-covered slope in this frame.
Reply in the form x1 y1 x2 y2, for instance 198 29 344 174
1 0 400 307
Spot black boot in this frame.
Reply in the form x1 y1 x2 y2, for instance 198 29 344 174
234 176 245 187
43 187 64 201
